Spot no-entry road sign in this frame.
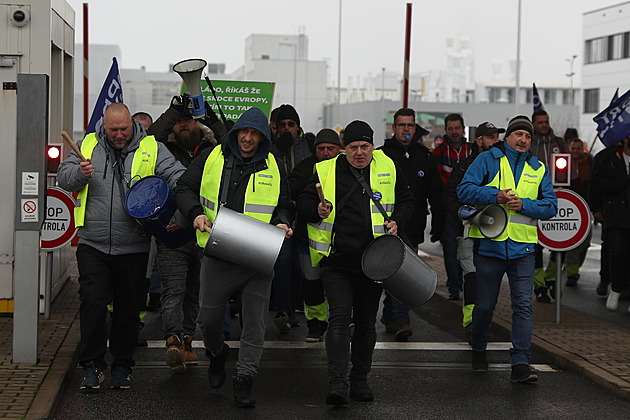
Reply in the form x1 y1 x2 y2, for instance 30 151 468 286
537 189 591 252
41 187 77 251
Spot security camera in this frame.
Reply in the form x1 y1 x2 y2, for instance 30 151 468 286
10 7 30 27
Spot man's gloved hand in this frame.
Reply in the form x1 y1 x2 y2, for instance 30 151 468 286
276 131 293 151
169 95 191 117
203 101 220 124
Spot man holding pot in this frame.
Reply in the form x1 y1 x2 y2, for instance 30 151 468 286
176 106 294 408
297 120 414 405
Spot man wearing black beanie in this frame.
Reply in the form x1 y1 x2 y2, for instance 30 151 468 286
270 104 313 332
297 120 415 405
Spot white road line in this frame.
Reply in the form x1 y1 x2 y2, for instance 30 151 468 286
145 340 513 351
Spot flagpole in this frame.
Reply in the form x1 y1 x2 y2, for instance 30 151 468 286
514 0 522 116
83 3 89 132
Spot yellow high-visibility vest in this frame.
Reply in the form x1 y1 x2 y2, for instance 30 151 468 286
75 134 158 227
469 155 545 243
307 150 396 266
197 147 281 247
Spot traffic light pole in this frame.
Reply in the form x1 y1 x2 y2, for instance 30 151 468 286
555 252 562 324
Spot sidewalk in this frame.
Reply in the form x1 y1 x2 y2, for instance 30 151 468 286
422 252 630 400
1 254 629 419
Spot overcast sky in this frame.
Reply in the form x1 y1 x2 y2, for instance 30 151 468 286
66 0 617 87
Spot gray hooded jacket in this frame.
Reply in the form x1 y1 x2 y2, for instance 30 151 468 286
57 120 186 255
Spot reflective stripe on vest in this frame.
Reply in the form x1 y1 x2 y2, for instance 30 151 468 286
306 150 396 267
469 156 545 243
74 134 158 227
196 147 281 248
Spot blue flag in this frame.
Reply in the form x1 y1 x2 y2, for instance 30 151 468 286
86 57 124 134
593 88 630 148
532 83 545 112
609 88 619 106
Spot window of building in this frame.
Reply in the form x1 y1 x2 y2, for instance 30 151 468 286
507 88 514 104
610 34 624 60
489 87 501 103
583 88 600 113
562 89 572 105
585 32 629 64
544 89 554 105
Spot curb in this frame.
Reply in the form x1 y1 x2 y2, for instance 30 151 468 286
25 306 81 419
435 289 630 401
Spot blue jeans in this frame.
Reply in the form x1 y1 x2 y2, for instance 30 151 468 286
381 292 409 324
471 252 534 366
441 214 463 296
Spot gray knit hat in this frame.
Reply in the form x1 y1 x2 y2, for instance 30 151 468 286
505 115 534 138
314 128 341 146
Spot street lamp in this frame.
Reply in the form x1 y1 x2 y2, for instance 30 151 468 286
381 67 386 139
566 54 578 126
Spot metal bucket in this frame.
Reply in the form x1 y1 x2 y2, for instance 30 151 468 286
125 175 195 249
361 234 437 308
203 206 285 275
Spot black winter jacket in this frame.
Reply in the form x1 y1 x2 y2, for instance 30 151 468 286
288 155 319 246
589 146 630 230
378 137 443 245
176 108 294 229
297 154 415 271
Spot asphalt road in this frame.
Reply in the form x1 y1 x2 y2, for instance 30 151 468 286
54 284 630 419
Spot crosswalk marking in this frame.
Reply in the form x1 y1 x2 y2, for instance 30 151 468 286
145 340 513 351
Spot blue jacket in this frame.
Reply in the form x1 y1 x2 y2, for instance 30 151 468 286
457 142 557 260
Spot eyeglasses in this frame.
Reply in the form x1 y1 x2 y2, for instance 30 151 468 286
395 123 415 128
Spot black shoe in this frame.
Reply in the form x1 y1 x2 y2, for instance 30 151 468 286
207 343 230 389
350 381 374 402
326 380 349 406
471 351 488 372
380 316 397 334
79 361 104 391
596 281 609 296
305 319 327 342
448 292 461 300
395 323 413 342
547 282 558 300
566 276 578 287
274 311 291 332
110 366 132 389
511 364 538 383
535 287 551 303
233 375 256 408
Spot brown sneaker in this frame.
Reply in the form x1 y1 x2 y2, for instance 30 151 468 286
165 335 186 372
182 335 198 365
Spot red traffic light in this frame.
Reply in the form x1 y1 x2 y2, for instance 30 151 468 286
551 153 570 186
555 156 568 170
47 145 62 173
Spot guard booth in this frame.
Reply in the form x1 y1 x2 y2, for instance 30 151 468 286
0 0 75 336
